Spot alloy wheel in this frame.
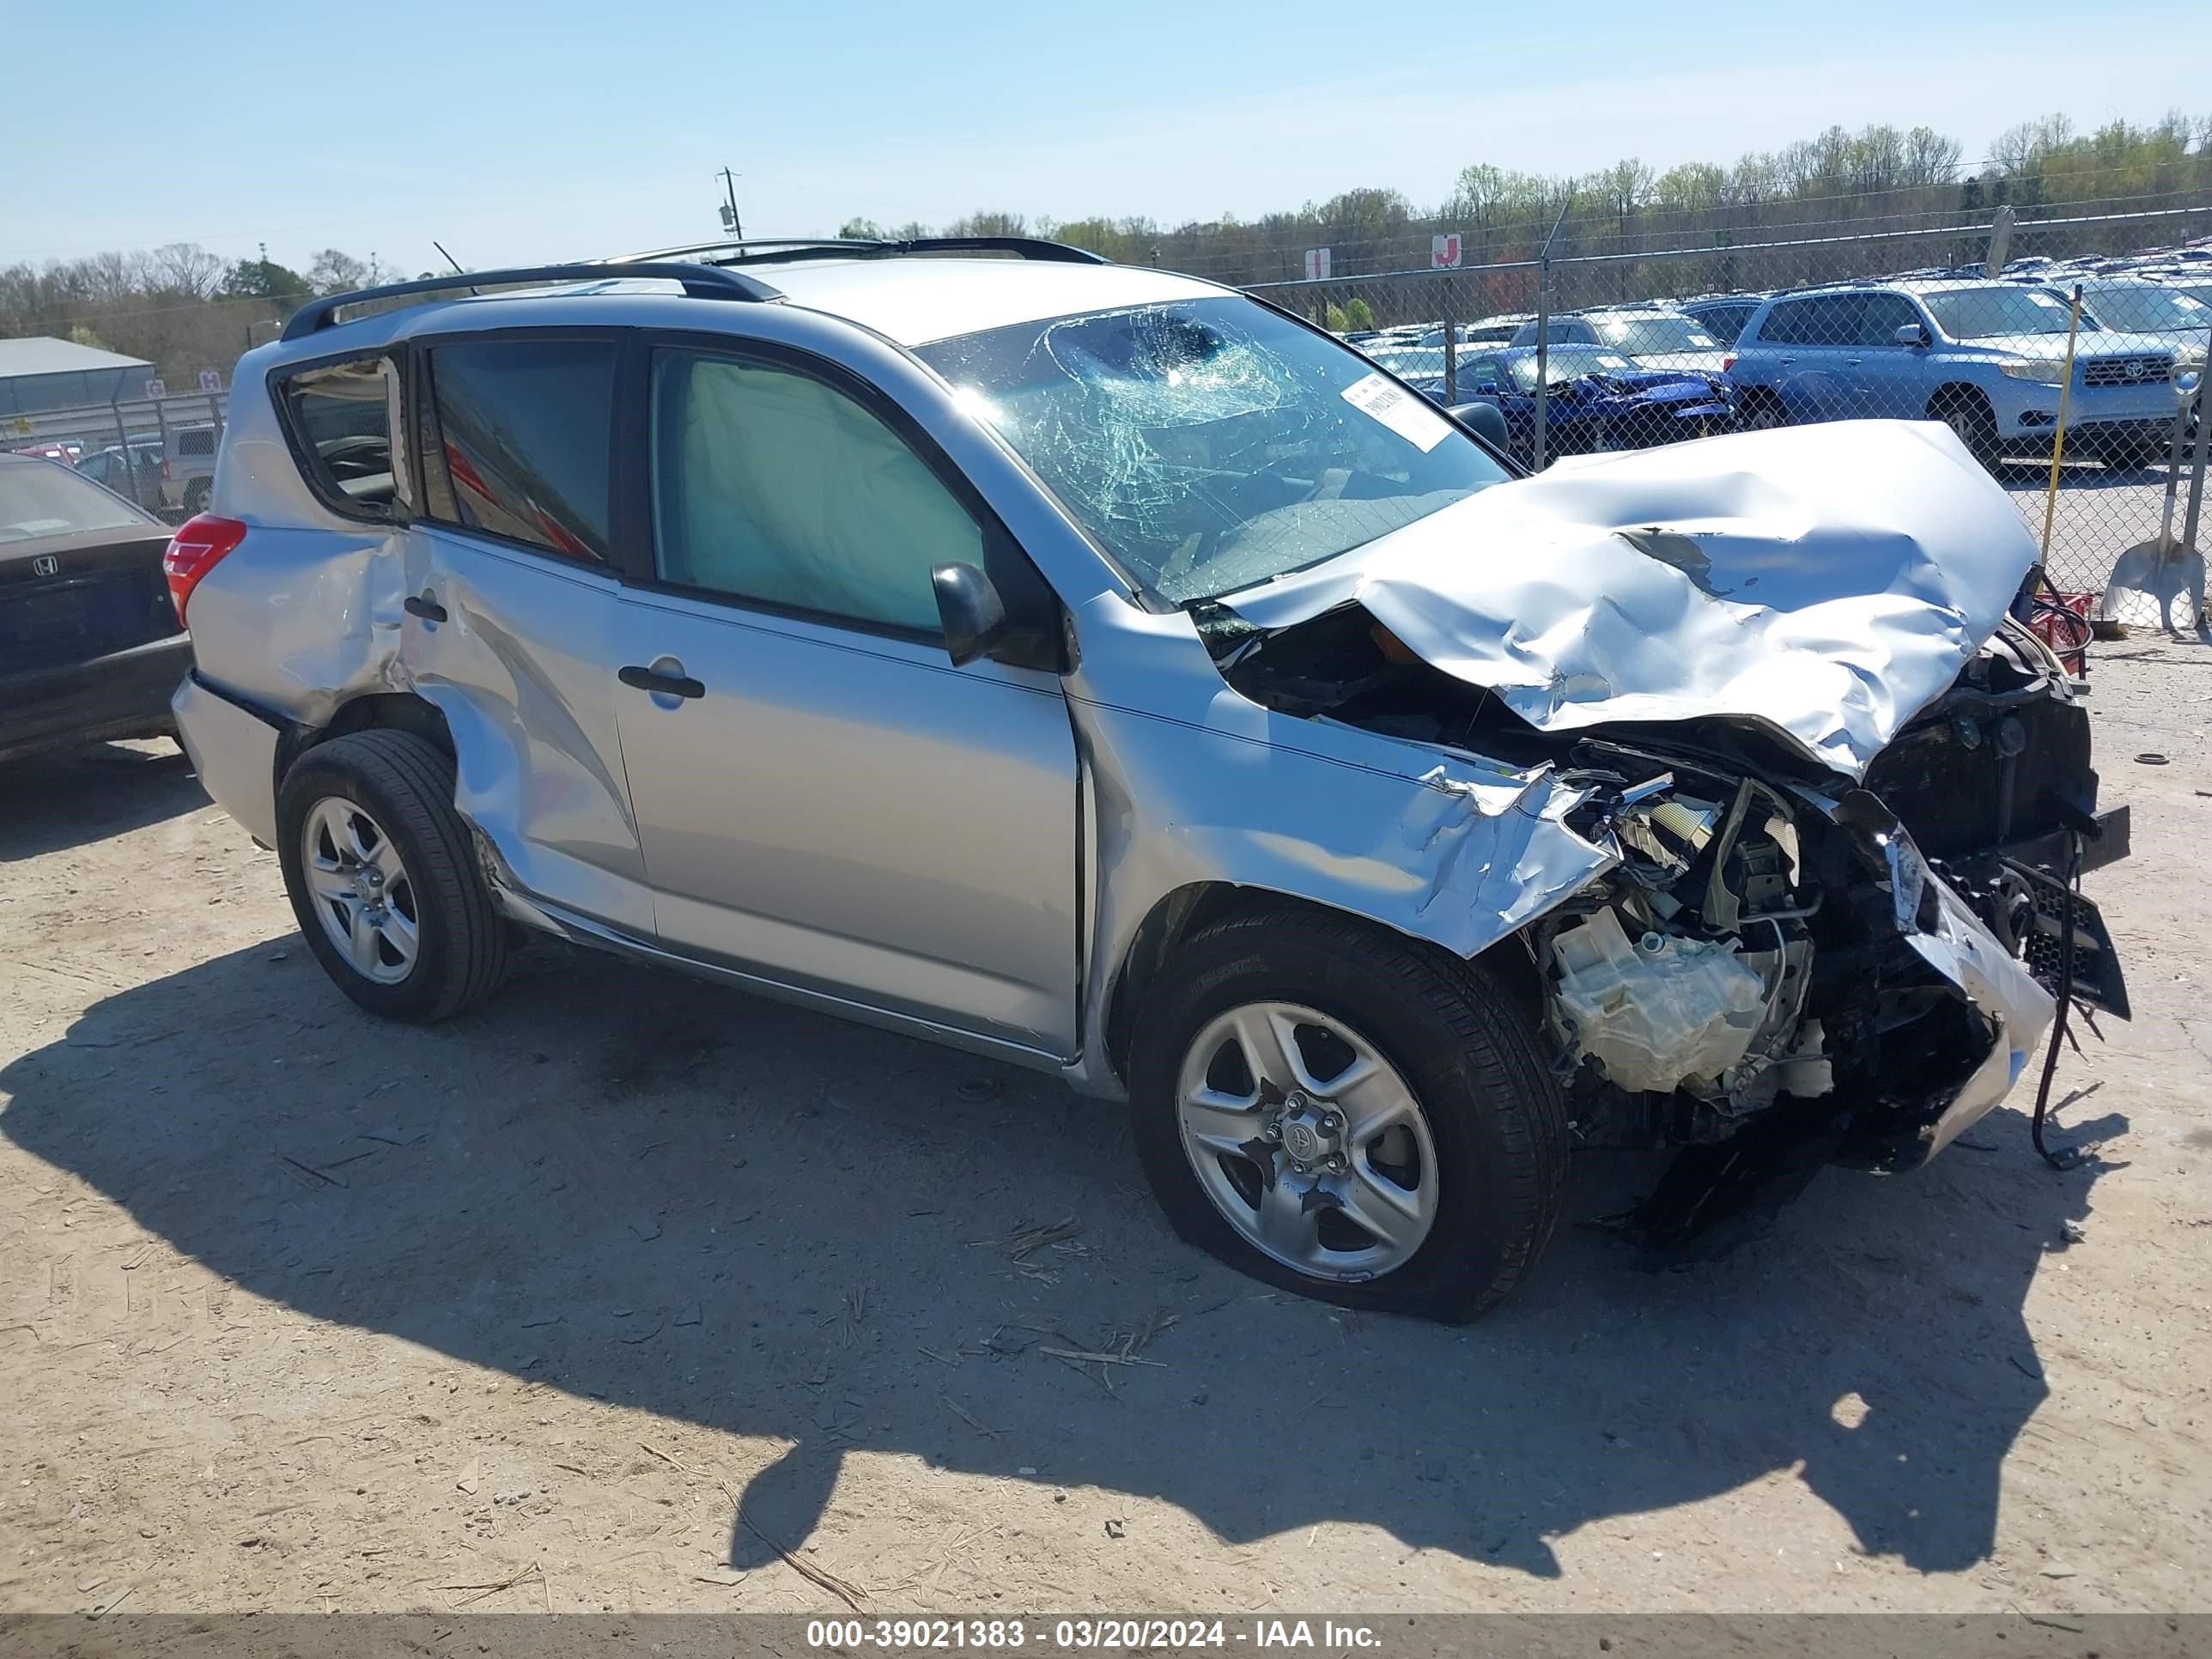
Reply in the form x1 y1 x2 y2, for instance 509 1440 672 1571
1174 1001 1439 1281
301 796 420 985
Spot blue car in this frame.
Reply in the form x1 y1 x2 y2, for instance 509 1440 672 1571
1405 344 1736 464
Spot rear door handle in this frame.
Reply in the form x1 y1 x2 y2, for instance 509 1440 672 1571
404 591 447 623
619 663 705 700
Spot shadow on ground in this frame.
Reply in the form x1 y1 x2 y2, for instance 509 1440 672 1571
0 933 2102 1580
0 741 206 862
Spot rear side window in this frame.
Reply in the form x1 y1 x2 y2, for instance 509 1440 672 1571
424 340 616 562
1758 295 1860 345
177 428 216 458
275 356 406 520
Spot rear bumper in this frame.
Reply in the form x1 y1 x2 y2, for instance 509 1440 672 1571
0 631 191 765
172 671 282 848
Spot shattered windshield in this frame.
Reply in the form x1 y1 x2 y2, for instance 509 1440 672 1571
915 298 1510 603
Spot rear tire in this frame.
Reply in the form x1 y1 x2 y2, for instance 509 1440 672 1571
276 729 509 1022
1739 391 1787 432
1127 908 1568 1323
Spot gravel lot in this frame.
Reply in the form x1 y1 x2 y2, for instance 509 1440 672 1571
3 643 2208 1618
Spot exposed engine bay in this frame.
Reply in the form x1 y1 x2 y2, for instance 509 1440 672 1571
1201 584 2130 1244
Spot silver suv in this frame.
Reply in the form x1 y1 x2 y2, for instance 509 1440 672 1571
168 239 2128 1320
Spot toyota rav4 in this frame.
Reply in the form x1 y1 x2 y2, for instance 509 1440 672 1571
167 239 2128 1321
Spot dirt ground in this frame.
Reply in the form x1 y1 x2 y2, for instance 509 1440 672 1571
3 643 2209 1620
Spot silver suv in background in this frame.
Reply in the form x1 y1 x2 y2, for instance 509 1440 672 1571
169 241 2126 1320
1724 280 2194 470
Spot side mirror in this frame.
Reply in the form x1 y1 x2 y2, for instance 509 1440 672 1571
933 562 1008 668
1894 323 1930 348
1447 401 1511 448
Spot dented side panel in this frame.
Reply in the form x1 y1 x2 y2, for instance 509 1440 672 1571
402 526 653 937
1060 596 1615 1095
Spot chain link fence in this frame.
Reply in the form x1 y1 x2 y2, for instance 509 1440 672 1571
1249 207 2212 605
7 390 228 522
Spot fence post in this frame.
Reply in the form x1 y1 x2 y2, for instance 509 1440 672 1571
1443 307 1457 405
2180 375 2211 574
1533 258 1551 471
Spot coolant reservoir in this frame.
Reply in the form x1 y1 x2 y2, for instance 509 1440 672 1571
1550 908 1768 1094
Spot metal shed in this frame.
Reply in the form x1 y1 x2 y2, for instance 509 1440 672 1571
0 337 158 417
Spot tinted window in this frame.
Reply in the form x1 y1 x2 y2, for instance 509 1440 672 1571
1759 295 1861 345
1856 293 1923 346
652 351 981 634
1464 355 1506 389
0 459 153 543
428 340 615 561
276 356 404 520
1688 301 1756 343
177 428 216 457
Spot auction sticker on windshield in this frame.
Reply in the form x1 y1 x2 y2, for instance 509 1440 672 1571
1340 372 1452 453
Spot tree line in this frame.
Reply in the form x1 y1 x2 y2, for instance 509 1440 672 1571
5 109 2209 388
853 112 2212 309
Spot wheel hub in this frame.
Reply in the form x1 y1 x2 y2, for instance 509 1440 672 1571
1269 1090 1345 1173
1175 1000 1437 1282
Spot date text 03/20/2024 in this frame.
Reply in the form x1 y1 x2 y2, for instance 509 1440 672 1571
804 1619 1382 1650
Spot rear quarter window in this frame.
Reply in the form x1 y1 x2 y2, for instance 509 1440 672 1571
274 356 408 520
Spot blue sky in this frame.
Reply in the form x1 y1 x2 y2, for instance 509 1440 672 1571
7 0 2207 273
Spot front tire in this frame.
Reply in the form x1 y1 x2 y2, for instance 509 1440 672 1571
1929 388 2003 471
276 729 509 1022
1127 908 1568 1322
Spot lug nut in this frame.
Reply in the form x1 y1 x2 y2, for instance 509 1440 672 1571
1291 1161 1310 1175
1323 1112 1343 1131
1326 1154 1346 1172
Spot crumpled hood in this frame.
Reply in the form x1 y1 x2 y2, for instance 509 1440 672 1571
1216 421 2039 779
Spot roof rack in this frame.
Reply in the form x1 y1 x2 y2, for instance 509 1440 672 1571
611 235 1111 269
279 262 782 343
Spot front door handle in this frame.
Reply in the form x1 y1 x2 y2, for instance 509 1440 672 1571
619 663 705 700
404 591 447 623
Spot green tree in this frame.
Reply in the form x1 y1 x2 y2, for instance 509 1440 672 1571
219 257 311 302
943 210 1028 237
1323 301 1350 332
1344 296 1376 330
305 248 390 295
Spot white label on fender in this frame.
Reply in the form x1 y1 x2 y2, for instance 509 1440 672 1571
1341 372 1451 452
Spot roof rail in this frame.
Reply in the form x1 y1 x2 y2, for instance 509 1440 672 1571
613 235 1112 269
279 262 782 343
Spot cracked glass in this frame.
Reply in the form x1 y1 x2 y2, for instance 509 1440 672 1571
917 298 1510 604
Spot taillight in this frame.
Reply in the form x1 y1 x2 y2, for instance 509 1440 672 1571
1721 354 1735 373
161 514 246 624
161 457 172 481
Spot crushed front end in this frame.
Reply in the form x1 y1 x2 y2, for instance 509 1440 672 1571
1204 422 2131 1245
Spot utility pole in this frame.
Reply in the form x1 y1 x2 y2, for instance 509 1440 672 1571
718 167 744 241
